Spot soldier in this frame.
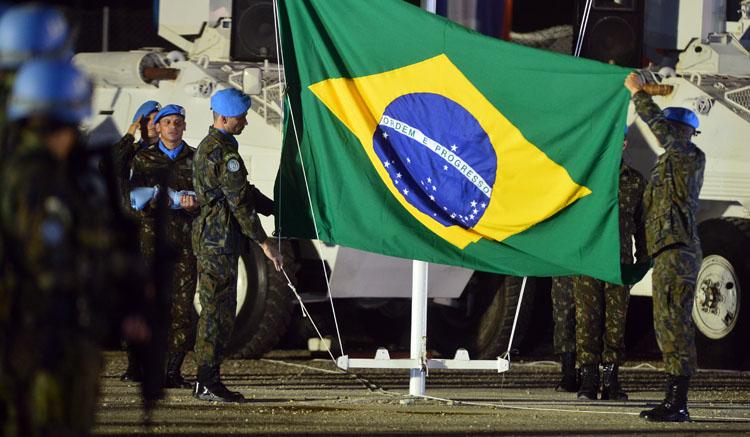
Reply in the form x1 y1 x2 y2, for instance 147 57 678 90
112 101 161 200
551 276 578 392
0 59 103 436
574 132 647 401
625 72 705 422
192 88 282 402
114 100 162 383
126 104 199 389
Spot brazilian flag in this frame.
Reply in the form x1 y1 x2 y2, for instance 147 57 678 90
276 0 645 285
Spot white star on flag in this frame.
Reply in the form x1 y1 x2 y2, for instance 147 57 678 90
384 161 390 168
403 188 409 195
382 132 388 139
451 144 458 152
471 200 477 207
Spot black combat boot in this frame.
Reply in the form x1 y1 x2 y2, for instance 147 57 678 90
640 375 691 422
577 364 599 400
164 352 193 389
600 363 628 401
120 348 143 383
193 380 246 403
555 352 579 392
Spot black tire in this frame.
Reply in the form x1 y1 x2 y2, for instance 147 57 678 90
694 218 750 370
427 273 537 359
192 244 293 358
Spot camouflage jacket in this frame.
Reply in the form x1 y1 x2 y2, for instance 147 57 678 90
633 91 706 255
192 127 267 255
619 162 647 264
111 133 150 211
129 141 197 255
0 131 123 332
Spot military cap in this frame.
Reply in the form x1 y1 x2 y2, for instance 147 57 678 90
132 100 161 122
153 103 185 124
211 88 251 117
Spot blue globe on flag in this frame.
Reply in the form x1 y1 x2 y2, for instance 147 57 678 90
373 93 497 229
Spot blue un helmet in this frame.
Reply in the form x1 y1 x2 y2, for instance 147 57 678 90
8 59 92 124
0 4 71 69
663 107 700 130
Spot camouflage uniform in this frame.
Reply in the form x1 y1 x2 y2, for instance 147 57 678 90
110 133 149 210
633 91 705 377
192 127 268 384
0 133 110 436
574 162 647 367
551 276 575 355
127 142 198 354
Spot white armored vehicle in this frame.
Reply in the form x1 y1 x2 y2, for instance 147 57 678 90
76 0 750 369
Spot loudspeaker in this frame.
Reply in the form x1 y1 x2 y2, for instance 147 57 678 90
574 0 644 68
231 0 277 63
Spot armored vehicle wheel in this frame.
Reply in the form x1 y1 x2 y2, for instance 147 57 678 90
428 273 536 359
193 244 294 358
694 218 750 370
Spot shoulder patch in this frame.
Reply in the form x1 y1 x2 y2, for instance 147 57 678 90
227 159 241 172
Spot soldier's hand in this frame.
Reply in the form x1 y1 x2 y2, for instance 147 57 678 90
180 194 198 212
260 239 283 271
127 115 142 136
624 72 643 96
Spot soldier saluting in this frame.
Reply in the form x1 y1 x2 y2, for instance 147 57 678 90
192 88 282 403
625 72 706 422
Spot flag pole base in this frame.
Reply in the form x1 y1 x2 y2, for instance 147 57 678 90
336 348 510 373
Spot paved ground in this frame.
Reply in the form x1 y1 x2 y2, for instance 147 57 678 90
92 351 750 435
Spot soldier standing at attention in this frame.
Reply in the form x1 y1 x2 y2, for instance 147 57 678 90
128 104 199 389
0 59 105 436
625 72 705 422
574 132 647 401
192 88 282 402
551 276 578 392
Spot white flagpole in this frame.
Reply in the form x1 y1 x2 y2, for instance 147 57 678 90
407 0 438 398
409 260 429 396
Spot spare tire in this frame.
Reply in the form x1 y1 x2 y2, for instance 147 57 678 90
428 273 537 359
693 218 750 370
193 243 295 358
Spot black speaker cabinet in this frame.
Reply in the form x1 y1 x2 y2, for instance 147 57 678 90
574 0 644 68
231 0 277 62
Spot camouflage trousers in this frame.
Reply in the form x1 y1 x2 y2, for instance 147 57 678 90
168 252 198 354
652 244 701 376
1 330 101 436
138 233 197 355
194 253 238 383
551 276 575 355
573 276 630 367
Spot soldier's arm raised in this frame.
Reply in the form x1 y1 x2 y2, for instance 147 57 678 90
625 72 675 148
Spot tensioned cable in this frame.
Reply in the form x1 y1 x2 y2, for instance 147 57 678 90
501 276 527 363
272 0 346 358
280 267 337 364
573 0 593 57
